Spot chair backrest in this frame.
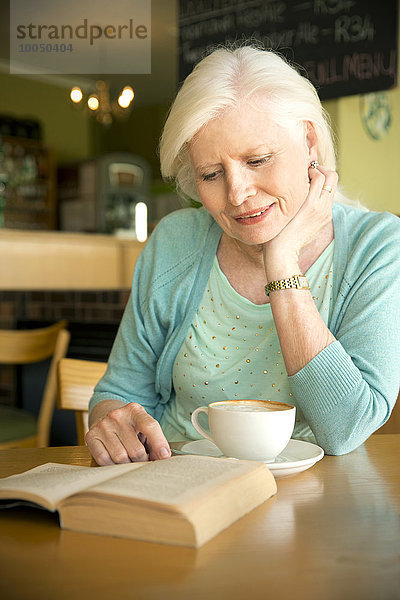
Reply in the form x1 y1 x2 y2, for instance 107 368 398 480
57 358 107 445
0 321 70 447
0 320 68 364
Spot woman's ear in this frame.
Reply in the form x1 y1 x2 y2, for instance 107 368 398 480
305 121 318 162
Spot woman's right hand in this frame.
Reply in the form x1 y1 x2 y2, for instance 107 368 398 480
263 164 337 278
85 400 171 465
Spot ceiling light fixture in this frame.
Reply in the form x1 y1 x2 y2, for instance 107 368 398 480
69 80 135 125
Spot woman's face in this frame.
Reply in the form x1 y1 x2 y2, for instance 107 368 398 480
189 99 317 247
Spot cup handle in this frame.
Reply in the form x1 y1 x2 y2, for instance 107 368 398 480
191 406 214 442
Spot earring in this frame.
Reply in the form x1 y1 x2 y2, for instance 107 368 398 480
310 160 319 169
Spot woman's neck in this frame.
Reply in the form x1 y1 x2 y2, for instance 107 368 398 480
216 222 334 305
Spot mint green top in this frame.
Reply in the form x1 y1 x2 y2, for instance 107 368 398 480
163 241 334 443
90 204 400 456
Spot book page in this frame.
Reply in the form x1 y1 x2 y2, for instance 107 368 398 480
87 455 261 506
0 462 144 510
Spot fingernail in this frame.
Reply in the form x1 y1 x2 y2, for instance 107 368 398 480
159 447 170 459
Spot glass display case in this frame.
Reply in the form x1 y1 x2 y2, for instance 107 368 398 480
58 152 151 240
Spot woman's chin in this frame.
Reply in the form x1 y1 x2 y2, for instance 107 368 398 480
235 228 279 247
219 216 283 249
226 233 276 256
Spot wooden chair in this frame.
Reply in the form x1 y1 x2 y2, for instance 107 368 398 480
0 321 70 449
57 358 107 445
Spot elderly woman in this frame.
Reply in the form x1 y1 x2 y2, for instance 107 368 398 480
87 45 400 465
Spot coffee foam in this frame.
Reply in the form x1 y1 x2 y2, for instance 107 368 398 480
214 405 271 412
211 400 293 412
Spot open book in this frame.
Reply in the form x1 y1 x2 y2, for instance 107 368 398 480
0 455 276 548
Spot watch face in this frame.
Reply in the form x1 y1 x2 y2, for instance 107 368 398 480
296 275 309 289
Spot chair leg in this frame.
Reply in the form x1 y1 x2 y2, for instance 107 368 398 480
75 413 88 446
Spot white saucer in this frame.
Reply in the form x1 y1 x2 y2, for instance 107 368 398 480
172 439 324 477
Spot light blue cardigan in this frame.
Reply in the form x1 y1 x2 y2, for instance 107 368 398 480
90 203 400 455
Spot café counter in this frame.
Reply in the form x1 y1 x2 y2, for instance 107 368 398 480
0 229 146 290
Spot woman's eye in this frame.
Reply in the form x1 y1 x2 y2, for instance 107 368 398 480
247 156 269 167
202 171 219 181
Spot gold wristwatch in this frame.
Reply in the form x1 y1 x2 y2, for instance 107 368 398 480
265 274 310 296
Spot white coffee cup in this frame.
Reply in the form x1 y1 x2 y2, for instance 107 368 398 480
191 399 295 462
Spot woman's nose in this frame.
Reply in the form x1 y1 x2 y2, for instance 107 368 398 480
226 171 255 206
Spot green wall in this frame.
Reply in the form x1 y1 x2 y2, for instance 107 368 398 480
0 73 91 162
331 87 400 214
91 104 169 180
0 69 169 181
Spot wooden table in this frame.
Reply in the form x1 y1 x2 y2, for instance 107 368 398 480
0 435 399 600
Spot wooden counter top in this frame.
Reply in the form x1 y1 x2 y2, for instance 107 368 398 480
0 229 146 290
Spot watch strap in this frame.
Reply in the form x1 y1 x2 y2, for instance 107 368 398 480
265 274 310 296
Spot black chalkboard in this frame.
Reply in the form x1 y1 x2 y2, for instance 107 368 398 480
179 0 398 100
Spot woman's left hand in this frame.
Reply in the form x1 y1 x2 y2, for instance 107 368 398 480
263 164 338 273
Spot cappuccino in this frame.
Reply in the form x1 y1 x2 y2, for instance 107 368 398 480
215 405 271 412
213 400 292 412
191 399 296 462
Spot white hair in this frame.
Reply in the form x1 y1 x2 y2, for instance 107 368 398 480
159 45 356 207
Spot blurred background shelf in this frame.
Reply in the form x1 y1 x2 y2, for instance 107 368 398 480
0 135 56 230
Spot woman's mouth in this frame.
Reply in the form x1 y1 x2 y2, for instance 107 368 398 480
234 205 274 224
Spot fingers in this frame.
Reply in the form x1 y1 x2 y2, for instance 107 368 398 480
308 164 338 201
106 409 149 463
85 436 125 466
85 403 171 466
319 166 338 199
86 414 147 465
127 403 171 461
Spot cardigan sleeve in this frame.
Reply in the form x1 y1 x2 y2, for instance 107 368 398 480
88 213 185 420
88 207 219 421
289 213 400 455
88 258 167 422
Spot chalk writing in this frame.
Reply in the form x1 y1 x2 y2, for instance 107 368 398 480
179 0 398 99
